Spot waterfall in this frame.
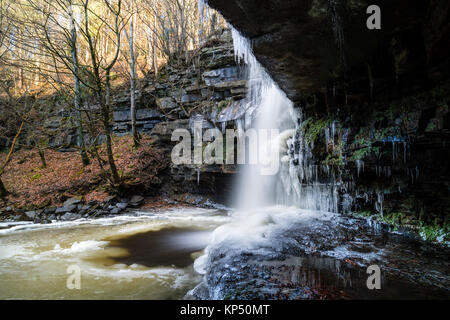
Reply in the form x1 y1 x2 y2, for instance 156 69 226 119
231 28 339 213
231 28 295 210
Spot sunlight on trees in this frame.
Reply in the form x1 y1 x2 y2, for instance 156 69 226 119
0 0 225 185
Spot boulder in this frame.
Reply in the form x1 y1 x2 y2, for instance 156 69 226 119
55 205 77 214
63 198 82 207
129 195 144 207
61 212 81 221
116 203 128 210
25 211 37 219
80 205 91 211
44 207 57 214
110 207 122 215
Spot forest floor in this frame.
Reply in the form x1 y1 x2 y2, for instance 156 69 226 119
0 135 167 210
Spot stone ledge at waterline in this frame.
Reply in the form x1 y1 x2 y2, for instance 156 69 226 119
0 196 135 223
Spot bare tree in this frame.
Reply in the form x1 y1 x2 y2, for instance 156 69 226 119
80 0 123 184
68 0 90 165
125 0 139 146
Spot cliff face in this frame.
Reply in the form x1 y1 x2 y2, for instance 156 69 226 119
207 0 450 103
206 0 450 226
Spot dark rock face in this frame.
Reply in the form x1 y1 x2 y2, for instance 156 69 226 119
206 0 450 224
192 211 450 300
207 0 450 103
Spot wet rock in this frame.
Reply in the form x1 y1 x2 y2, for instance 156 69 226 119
129 195 144 208
61 212 81 221
93 210 109 217
213 80 246 91
63 198 82 207
44 207 56 214
55 205 77 214
80 205 91 211
103 195 117 205
116 203 128 210
25 211 37 219
110 207 122 215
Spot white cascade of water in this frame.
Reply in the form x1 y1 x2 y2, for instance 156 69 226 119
231 28 339 213
231 28 295 210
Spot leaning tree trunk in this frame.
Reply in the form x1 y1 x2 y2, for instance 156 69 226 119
0 122 24 197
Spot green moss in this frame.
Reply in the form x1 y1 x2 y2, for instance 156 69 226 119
323 154 344 166
351 147 371 160
418 220 449 243
301 117 330 144
30 173 41 181
352 210 449 245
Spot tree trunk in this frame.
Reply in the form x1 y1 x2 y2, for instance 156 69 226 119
104 72 120 184
69 1 89 166
153 17 158 79
0 122 24 197
83 0 120 185
0 178 8 197
38 149 47 168
129 1 139 147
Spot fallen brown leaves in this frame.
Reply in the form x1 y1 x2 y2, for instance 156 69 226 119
0 135 166 208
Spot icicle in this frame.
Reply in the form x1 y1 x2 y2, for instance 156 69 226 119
377 192 384 217
221 121 226 133
325 128 330 152
331 122 336 148
356 160 363 177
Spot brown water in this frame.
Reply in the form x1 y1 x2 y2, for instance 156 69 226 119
0 208 229 300
108 228 213 268
1 207 448 300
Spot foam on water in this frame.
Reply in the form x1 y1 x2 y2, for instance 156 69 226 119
0 208 228 299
